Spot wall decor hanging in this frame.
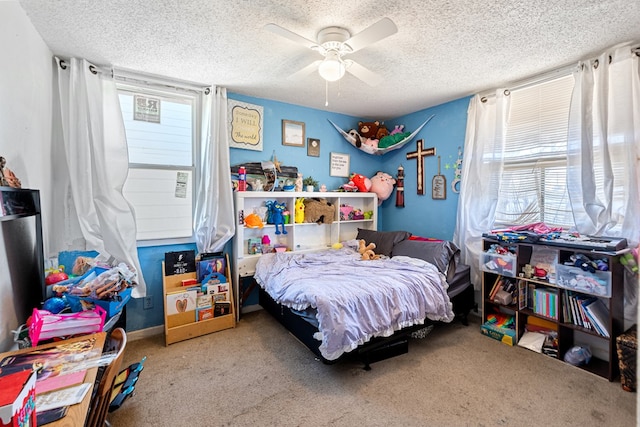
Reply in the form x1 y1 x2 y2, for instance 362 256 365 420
282 119 305 147
329 152 350 177
327 115 435 155
432 156 446 199
228 99 263 151
307 138 320 157
451 146 463 194
406 139 435 195
395 165 405 207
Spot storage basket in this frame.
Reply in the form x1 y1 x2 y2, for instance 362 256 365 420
616 325 637 392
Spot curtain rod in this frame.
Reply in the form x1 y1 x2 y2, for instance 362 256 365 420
112 67 210 93
478 41 640 100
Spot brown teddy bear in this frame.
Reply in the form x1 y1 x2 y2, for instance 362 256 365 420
358 121 380 139
358 239 380 260
357 121 389 141
303 198 335 224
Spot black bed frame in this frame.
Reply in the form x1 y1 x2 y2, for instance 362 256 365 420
258 282 475 370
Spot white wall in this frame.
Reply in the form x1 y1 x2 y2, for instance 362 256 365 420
0 0 53 255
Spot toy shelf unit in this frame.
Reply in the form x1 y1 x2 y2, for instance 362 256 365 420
232 191 378 318
480 237 625 381
162 254 235 346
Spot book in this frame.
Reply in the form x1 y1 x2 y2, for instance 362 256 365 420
214 301 232 317
196 256 226 283
164 250 196 276
197 307 214 321
489 277 503 300
582 298 610 337
165 289 197 315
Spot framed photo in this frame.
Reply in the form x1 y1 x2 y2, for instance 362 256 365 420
330 152 350 177
307 138 320 157
282 120 305 147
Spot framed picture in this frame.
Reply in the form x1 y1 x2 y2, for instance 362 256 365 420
227 99 263 151
330 152 350 177
307 138 320 157
282 120 305 147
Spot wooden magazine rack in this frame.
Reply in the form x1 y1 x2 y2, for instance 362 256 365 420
162 254 236 345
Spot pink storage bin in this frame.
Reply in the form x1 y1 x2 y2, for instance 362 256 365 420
28 306 106 346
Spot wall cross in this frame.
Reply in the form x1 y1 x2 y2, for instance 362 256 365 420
406 139 436 195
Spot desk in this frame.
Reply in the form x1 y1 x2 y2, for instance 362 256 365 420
0 332 106 427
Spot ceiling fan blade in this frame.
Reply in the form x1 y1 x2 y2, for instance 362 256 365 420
345 61 384 86
343 18 398 53
264 23 319 50
288 60 322 81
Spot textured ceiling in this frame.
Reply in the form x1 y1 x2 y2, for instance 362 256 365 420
18 0 640 120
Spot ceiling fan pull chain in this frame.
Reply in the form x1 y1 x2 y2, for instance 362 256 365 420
325 80 329 106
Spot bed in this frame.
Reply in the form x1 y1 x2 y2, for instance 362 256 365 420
255 230 475 369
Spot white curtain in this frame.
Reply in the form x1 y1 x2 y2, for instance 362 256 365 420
53 57 146 297
567 43 640 245
194 86 235 253
567 43 640 324
453 91 511 288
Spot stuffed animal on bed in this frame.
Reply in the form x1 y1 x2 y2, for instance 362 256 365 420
358 239 380 260
303 198 335 224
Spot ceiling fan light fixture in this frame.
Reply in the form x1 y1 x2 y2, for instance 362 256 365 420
318 51 345 82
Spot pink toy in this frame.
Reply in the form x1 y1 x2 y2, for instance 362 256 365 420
390 125 405 135
369 171 396 205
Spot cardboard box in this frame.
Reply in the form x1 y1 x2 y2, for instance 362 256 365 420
481 323 517 346
0 370 36 427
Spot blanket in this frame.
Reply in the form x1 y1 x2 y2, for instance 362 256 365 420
254 248 454 360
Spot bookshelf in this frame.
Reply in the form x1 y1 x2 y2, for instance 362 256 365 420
232 191 378 318
162 254 236 345
480 237 625 381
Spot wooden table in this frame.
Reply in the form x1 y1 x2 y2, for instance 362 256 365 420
0 332 106 427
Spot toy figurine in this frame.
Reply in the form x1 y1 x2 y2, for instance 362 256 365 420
272 201 287 235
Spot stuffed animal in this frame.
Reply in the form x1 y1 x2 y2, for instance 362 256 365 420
350 173 372 193
362 138 379 149
369 171 396 205
390 125 405 135
347 129 363 148
294 198 305 223
271 201 287 235
303 198 335 224
358 121 380 139
358 239 380 260
376 123 389 140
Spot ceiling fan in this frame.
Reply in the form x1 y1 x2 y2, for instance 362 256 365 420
265 18 398 86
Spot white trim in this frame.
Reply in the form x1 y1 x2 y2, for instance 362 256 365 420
126 325 164 341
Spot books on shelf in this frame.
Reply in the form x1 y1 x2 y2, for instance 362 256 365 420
532 287 558 320
562 291 610 337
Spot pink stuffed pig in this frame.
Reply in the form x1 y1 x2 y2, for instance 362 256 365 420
369 171 396 205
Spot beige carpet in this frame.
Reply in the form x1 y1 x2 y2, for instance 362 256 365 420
108 310 636 427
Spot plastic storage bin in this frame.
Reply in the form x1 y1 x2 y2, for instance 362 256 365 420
480 252 517 277
555 264 611 297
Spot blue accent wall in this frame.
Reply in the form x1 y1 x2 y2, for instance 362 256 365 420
127 93 470 331
379 96 471 240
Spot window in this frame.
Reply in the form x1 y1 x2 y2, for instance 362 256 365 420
494 75 576 228
118 84 198 241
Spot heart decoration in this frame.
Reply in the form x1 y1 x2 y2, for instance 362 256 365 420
176 299 187 313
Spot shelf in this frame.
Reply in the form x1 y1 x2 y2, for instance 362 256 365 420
480 238 624 381
233 191 378 319
162 256 236 346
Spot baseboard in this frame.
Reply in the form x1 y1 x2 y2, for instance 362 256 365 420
126 325 163 341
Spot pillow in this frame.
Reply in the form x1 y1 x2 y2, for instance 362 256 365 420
356 228 411 257
391 240 460 282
